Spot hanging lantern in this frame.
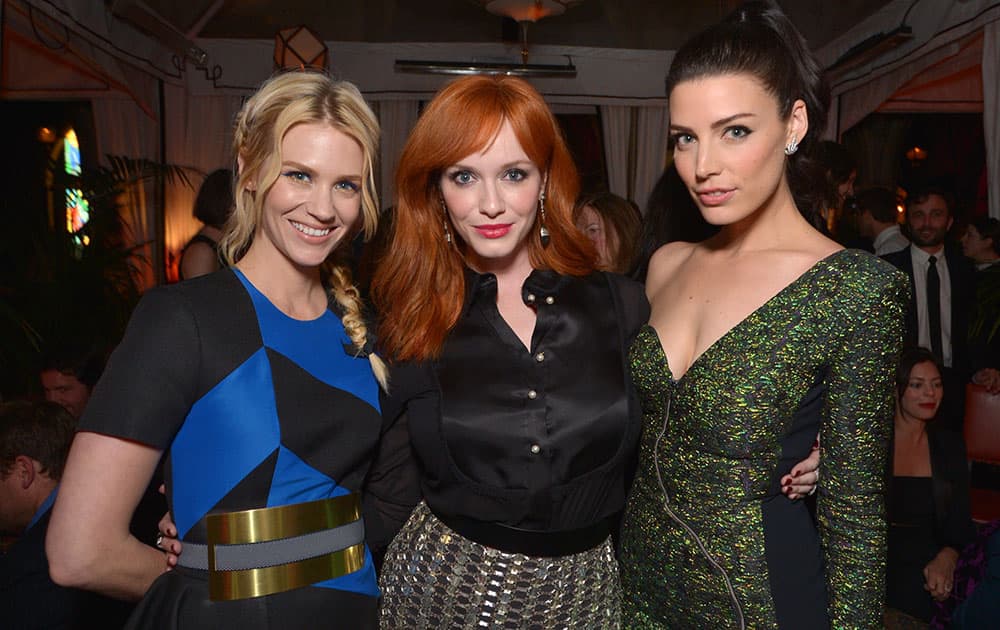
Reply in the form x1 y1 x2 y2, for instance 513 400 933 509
274 26 328 71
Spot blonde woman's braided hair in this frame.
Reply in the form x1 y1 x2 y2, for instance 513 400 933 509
221 70 388 389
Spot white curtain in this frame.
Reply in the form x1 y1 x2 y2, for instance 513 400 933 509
91 97 160 288
633 105 669 212
162 86 244 279
375 100 420 211
984 21 1000 219
600 105 631 199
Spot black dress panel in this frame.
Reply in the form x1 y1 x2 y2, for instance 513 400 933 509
372 268 649 535
79 269 382 628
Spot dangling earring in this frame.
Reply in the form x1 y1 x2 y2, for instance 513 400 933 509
538 190 550 247
439 198 452 244
784 137 799 156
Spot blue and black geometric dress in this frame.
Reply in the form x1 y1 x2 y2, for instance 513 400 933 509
80 269 382 629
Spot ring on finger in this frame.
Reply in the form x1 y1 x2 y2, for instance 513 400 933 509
155 532 165 549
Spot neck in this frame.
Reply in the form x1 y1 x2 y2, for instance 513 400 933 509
895 409 928 442
711 186 811 254
468 248 534 294
200 225 224 240
874 222 896 236
236 243 326 319
919 243 945 255
25 478 58 527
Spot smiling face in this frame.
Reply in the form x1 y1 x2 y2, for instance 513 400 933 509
668 73 806 227
247 122 364 273
40 370 91 420
906 193 952 253
439 119 543 273
899 360 944 423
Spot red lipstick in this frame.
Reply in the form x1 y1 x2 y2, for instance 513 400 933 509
475 224 513 239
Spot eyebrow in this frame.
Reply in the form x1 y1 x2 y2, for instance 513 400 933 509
445 162 534 176
282 160 361 180
669 113 757 133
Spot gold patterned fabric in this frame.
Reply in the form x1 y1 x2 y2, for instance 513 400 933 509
619 250 908 629
379 502 621 629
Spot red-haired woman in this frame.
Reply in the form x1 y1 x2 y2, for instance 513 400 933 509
367 75 816 627
368 74 639 627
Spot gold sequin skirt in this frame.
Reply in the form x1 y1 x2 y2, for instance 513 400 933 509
378 502 621 629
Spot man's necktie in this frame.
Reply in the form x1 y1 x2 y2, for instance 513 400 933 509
927 255 943 360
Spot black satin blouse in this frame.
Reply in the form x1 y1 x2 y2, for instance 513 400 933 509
365 268 649 542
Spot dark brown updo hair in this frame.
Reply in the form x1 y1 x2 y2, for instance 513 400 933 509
665 1 831 223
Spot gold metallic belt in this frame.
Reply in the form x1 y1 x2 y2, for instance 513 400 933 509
175 494 366 601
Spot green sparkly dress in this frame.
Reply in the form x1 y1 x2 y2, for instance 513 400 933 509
619 249 908 629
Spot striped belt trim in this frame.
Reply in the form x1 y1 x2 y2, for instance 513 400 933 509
175 494 366 601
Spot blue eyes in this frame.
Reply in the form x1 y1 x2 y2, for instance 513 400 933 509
446 168 529 185
334 181 360 193
281 171 359 193
450 170 474 185
671 133 694 146
726 126 751 139
670 126 753 148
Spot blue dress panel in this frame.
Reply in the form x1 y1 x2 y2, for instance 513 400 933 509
79 268 382 629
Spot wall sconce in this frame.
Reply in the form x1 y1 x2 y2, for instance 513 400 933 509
37 127 57 144
274 26 328 71
906 146 928 166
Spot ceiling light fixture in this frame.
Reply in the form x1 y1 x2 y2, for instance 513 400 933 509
395 0 580 78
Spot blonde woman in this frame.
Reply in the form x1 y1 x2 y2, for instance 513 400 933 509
47 71 387 629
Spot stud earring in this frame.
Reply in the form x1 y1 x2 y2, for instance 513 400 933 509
538 191 550 247
784 137 799 156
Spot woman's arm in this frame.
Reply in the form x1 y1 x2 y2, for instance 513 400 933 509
818 265 908 628
47 432 166 600
47 285 201 599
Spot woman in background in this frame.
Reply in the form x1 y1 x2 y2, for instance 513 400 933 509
574 191 643 275
179 168 234 280
48 71 388 629
885 347 974 628
619 2 907 627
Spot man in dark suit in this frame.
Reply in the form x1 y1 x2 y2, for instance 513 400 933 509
0 400 132 629
883 186 977 431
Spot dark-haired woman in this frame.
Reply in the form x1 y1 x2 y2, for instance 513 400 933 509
885 347 974 628
179 168 234 280
618 2 908 627
573 191 643 275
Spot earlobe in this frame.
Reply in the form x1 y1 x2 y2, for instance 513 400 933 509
237 155 256 191
790 99 809 145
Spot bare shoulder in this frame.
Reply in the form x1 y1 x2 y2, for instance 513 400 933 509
645 241 696 292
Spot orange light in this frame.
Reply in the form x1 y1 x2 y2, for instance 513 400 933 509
905 146 927 162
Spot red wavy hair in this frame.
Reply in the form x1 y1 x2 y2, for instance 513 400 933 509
372 75 596 362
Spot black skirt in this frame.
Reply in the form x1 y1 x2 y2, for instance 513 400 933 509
125 566 378 629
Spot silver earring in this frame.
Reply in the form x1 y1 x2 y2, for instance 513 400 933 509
784 137 799 156
440 198 452 244
538 191 550 247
